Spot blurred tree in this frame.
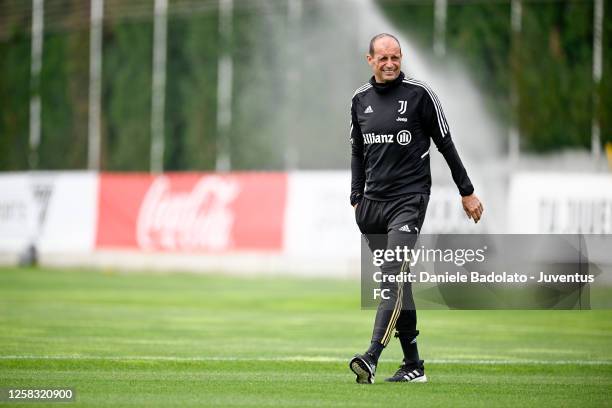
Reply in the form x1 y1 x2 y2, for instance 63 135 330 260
102 19 153 171
229 4 287 170
63 0 90 169
38 29 78 169
600 1 612 146
0 0 609 171
165 11 219 171
446 3 512 126
0 27 30 171
518 1 593 151
379 0 610 152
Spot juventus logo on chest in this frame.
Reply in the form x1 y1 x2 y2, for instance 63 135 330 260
398 100 407 115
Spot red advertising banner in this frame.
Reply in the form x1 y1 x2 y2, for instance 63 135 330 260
96 172 287 252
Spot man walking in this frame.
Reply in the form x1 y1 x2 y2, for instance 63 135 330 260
348 33 483 384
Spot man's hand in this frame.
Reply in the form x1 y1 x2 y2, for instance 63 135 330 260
462 194 483 223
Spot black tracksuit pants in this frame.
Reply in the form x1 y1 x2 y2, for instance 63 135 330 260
355 193 429 346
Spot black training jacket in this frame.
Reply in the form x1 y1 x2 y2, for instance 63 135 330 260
349 71 474 206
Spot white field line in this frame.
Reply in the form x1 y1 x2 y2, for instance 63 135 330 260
0 355 611 365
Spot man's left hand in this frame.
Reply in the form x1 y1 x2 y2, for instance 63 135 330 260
462 194 483 223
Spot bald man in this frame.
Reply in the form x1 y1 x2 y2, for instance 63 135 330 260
348 33 483 384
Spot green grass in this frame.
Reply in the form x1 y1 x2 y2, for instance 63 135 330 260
0 267 611 407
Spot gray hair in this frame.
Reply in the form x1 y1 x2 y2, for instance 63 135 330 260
368 33 401 56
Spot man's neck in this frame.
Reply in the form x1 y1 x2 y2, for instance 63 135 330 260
370 71 404 93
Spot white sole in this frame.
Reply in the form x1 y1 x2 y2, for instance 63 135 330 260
411 374 427 383
387 373 428 383
350 358 374 384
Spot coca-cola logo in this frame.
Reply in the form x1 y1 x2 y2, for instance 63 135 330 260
136 176 240 251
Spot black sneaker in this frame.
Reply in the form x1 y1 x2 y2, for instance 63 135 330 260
385 363 427 383
349 353 377 384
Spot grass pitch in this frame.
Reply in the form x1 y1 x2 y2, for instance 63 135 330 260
0 266 611 407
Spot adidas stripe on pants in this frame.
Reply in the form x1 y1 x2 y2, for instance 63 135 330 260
354 193 429 346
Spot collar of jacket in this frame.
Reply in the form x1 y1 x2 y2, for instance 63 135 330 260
369 71 405 94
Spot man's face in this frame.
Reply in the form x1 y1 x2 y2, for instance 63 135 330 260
367 37 402 83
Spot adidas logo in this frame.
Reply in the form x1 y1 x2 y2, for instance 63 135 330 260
364 106 373 114
399 225 411 232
